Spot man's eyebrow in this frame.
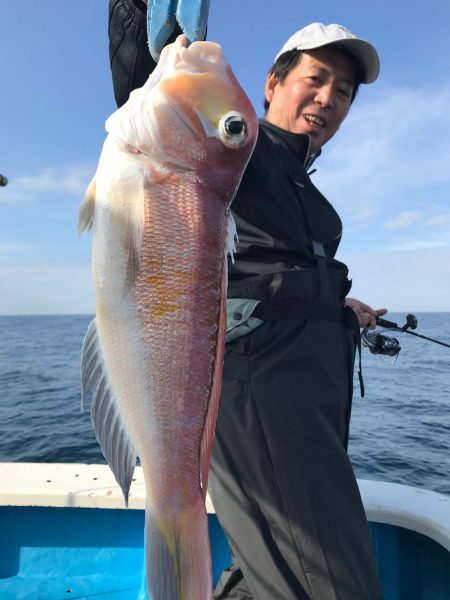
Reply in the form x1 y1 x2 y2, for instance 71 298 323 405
307 66 355 87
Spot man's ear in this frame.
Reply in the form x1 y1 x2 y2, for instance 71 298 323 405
264 73 279 105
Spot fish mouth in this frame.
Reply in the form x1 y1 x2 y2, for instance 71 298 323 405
177 34 190 49
174 34 226 72
302 113 327 129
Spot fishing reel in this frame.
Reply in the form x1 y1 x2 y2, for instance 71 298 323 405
361 313 418 356
361 330 401 357
0 174 8 187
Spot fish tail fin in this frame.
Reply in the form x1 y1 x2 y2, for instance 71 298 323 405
145 498 212 600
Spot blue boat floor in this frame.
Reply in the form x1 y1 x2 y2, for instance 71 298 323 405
1 507 450 599
0 507 230 600
0 575 146 600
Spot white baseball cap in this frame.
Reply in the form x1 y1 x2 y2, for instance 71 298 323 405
274 23 380 84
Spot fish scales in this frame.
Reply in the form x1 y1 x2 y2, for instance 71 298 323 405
79 35 257 600
136 178 226 501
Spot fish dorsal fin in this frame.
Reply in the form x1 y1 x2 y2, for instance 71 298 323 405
77 177 97 234
199 257 227 500
80 319 137 505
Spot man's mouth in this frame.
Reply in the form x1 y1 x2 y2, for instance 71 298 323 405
303 114 326 129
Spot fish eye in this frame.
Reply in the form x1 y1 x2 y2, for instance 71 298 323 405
218 112 248 147
225 117 244 135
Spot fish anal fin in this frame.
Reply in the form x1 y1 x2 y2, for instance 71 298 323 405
80 318 137 504
78 177 96 234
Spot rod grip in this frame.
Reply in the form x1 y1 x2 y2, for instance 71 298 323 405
376 317 398 329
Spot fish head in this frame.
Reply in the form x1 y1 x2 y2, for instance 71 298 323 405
106 35 258 204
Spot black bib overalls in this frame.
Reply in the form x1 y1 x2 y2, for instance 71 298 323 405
209 124 383 599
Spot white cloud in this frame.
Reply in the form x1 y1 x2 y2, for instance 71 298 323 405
384 210 421 230
387 234 450 252
427 214 450 226
0 164 95 205
342 247 450 312
348 203 380 223
0 264 94 315
313 84 450 225
4 246 449 314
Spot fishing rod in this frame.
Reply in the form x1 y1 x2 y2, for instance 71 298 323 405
362 313 450 357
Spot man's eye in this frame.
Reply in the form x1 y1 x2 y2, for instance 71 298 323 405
339 88 351 98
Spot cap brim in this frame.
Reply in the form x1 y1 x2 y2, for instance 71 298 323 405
328 39 380 83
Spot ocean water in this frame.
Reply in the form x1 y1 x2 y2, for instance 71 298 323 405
0 313 449 495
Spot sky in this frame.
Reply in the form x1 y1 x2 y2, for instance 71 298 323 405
1 1 450 314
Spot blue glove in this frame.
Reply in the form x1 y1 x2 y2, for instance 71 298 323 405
147 0 210 60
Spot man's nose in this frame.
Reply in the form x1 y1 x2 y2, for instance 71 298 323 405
315 83 335 108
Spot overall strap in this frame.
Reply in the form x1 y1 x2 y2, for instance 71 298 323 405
344 306 365 398
311 239 334 302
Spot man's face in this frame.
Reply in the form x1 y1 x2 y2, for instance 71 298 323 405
265 46 356 155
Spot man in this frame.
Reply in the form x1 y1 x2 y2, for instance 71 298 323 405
109 3 386 598
207 24 386 600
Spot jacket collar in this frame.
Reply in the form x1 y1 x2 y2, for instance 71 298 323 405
259 119 321 170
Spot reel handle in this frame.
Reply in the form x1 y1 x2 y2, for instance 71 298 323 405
376 314 419 331
405 314 418 330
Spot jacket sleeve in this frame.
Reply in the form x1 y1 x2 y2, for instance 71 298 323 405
108 0 183 107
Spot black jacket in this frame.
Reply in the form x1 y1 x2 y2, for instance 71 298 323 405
227 120 352 313
229 120 346 279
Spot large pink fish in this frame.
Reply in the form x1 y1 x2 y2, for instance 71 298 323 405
78 36 257 599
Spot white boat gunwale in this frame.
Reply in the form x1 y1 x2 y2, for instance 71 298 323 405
1 462 449 552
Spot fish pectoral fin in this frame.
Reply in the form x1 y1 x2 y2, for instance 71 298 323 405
124 203 144 285
226 210 237 264
77 177 96 234
81 319 137 506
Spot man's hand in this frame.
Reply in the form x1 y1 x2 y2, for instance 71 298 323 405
345 297 387 329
